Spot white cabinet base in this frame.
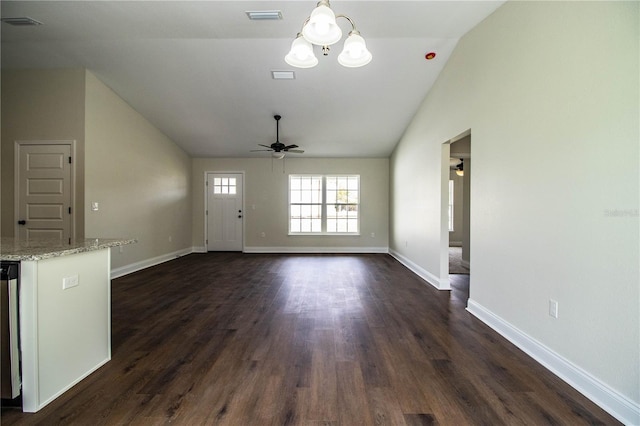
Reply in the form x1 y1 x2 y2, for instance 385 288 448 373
20 248 111 412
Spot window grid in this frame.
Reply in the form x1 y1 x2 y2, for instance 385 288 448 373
213 177 237 195
326 176 359 233
289 176 323 233
289 175 360 234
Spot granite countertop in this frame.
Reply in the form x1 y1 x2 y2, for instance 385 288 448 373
0 237 137 261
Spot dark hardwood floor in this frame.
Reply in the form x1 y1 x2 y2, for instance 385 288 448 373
2 253 619 425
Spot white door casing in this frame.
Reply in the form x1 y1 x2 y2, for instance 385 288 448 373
15 142 74 242
206 172 243 251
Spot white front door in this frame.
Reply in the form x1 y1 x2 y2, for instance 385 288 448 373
16 143 73 241
207 173 243 251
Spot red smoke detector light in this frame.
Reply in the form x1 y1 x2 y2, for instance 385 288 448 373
425 52 436 60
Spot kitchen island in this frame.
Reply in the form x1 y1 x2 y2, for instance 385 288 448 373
0 237 136 412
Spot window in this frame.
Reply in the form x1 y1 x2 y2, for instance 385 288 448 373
213 177 237 194
289 176 322 233
289 175 359 234
448 179 454 232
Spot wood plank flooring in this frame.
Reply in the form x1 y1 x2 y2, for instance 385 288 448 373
2 253 619 425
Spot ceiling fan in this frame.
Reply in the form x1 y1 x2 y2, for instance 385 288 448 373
252 115 304 159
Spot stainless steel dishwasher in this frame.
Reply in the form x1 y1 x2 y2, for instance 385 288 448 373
1 261 21 401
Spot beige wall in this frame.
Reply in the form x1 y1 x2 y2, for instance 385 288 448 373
192 157 389 251
391 0 638 415
1 69 86 237
1 69 192 270
84 71 192 270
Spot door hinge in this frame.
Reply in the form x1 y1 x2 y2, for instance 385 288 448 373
206 210 208 216
206 239 208 244
68 156 72 164
69 237 71 244
68 207 72 214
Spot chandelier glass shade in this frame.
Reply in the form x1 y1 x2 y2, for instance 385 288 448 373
284 35 319 68
337 31 372 67
302 4 342 46
285 0 372 68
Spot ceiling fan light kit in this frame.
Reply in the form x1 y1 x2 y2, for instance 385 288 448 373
455 159 464 176
285 0 372 69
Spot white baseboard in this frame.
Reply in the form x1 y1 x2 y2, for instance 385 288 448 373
466 299 640 426
32 357 110 412
388 249 450 290
111 247 193 279
170 246 388 255
243 246 389 254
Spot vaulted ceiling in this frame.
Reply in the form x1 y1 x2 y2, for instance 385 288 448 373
2 1 504 157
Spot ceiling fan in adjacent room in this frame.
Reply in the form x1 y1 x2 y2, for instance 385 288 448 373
450 158 464 176
251 115 304 159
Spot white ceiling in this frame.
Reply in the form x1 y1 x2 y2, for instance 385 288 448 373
1 1 504 158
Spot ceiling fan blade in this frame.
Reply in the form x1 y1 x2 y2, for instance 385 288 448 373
250 115 303 156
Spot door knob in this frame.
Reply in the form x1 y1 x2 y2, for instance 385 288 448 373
17 220 26 225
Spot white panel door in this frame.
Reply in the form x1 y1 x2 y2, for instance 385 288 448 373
17 144 72 241
207 173 243 251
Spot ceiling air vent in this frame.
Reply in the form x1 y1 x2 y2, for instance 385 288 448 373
1 17 43 26
272 71 295 80
246 10 282 21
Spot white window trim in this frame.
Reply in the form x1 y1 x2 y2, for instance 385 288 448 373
288 174 360 236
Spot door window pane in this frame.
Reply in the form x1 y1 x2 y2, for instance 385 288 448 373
213 176 237 196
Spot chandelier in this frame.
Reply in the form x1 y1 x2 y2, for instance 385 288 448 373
285 0 372 68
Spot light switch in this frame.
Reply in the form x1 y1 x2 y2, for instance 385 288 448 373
91 202 99 211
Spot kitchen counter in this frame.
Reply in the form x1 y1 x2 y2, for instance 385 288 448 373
2 236 136 412
0 237 137 261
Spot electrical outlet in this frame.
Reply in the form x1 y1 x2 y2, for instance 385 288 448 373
260 232 266 238
63 275 79 290
168 236 172 242
91 202 99 211
549 299 559 318
370 232 375 238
